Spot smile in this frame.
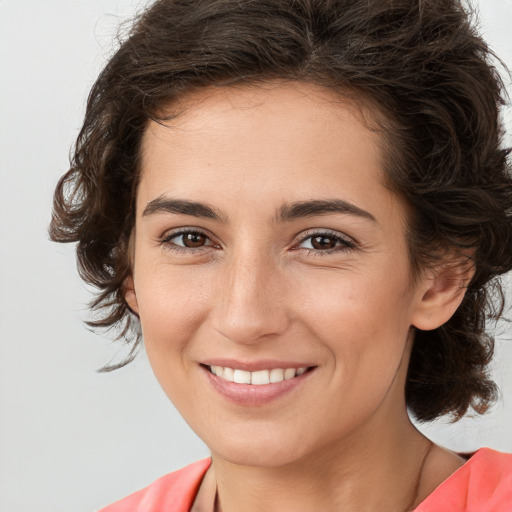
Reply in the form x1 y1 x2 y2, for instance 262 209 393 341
208 365 308 385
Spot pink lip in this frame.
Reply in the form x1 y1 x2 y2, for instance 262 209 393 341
200 364 315 406
201 358 315 372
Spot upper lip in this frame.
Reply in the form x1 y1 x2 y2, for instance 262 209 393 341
200 359 316 372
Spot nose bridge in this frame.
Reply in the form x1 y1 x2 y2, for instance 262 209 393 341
213 245 288 344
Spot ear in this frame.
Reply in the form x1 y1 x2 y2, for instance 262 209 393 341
411 257 475 331
124 275 140 315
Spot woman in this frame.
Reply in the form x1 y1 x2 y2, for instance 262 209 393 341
50 0 512 510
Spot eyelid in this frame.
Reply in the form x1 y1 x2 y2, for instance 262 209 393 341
292 228 357 252
158 226 356 254
160 227 220 250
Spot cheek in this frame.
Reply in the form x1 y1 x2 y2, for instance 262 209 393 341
134 264 212 361
297 266 412 332
294 266 414 372
133 267 216 415
296 273 414 421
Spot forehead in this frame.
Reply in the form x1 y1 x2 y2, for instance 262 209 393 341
137 81 403 226
144 81 381 141
142 81 383 149
140 82 384 175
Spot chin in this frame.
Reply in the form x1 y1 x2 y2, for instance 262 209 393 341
207 428 311 468
216 445 306 469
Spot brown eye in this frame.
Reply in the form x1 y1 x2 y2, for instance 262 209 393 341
182 232 208 248
296 231 355 253
163 230 214 250
310 235 337 250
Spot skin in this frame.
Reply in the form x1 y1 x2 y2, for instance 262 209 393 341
125 82 470 512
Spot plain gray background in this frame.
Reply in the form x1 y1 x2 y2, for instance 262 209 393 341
0 1 511 511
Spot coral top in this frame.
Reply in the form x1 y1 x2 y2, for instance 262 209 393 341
98 448 512 512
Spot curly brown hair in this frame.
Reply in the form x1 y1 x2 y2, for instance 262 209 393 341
50 0 512 422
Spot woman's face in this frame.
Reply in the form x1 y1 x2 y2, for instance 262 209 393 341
127 82 432 467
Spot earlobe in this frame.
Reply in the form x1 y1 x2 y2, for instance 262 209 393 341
411 258 475 331
124 276 139 315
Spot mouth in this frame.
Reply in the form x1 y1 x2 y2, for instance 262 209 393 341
200 360 317 405
205 365 311 385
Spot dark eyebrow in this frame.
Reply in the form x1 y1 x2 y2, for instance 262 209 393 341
142 196 227 222
277 199 377 223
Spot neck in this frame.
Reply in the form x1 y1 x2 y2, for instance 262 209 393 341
211 410 432 512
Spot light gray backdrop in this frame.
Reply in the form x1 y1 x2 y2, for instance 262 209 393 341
0 1 511 511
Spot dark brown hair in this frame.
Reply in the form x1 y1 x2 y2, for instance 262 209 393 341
50 0 512 422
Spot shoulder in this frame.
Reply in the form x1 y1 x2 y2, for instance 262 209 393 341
97 458 212 512
416 448 512 512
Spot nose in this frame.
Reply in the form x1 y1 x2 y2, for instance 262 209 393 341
211 251 290 345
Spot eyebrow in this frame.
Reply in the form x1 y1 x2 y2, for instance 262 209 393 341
142 196 227 222
277 199 377 223
142 196 376 224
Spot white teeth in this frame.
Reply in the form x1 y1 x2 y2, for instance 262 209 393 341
284 368 296 380
251 370 270 385
212 366 224 377
223 367 234 381
209 365 309 384
269 368 284 383
233 369 251 384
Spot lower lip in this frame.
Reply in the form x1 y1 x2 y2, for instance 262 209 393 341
202 366 314 406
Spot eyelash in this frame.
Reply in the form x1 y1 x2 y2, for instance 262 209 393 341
293 230 356 255
159 229 356 255
160 229 219 254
